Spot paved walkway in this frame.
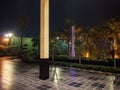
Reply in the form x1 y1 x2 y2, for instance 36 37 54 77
0 56 120 90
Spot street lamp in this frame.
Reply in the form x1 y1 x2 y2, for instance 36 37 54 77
4 33 13 38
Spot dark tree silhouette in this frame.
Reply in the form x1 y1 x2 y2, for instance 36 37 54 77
16 15 30 58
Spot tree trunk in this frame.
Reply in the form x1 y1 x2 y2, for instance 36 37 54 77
19 33 23 58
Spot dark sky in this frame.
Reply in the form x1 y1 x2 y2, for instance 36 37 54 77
0 0 120 37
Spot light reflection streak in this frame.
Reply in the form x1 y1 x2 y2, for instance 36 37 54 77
105 75 115 90
70 70 76 77
0 60 3 89
1 60 15 90
51 67 61 83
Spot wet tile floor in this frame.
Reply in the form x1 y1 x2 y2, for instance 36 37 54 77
0 56 120 90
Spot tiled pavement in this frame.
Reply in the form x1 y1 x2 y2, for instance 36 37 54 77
0 57 120 90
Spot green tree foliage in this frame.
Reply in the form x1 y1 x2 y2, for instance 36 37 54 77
16 15 30 58
49 32 62 57
61 19 82 57
31 31 39 58
83 17 120 59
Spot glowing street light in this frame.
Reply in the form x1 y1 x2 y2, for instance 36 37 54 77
4 33 13 47
4 33 13 38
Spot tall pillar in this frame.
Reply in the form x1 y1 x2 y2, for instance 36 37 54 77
70 26 75 58
39 0 49 80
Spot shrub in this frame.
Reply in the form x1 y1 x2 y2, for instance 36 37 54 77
50 61 120 74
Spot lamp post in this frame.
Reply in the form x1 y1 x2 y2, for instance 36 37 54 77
52 37 60 63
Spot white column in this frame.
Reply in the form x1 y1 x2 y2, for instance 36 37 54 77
70 26 75 57
40 0 49 59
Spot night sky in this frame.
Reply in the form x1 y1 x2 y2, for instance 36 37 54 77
0 0 120 37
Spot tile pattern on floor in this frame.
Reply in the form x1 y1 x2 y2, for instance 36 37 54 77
0 57 120 90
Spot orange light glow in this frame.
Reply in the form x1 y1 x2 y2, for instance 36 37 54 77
114 38 118 50
115 54 119 59
114 43 118 50
113 38 119 58
86 52 89 58
4 38 9 42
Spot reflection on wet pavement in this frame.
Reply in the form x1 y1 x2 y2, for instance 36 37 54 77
0 56 120 90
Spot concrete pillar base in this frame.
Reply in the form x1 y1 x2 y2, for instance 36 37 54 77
39 59 49 80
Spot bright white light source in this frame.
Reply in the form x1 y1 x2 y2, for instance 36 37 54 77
4 33 13 37
8 33 13 37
